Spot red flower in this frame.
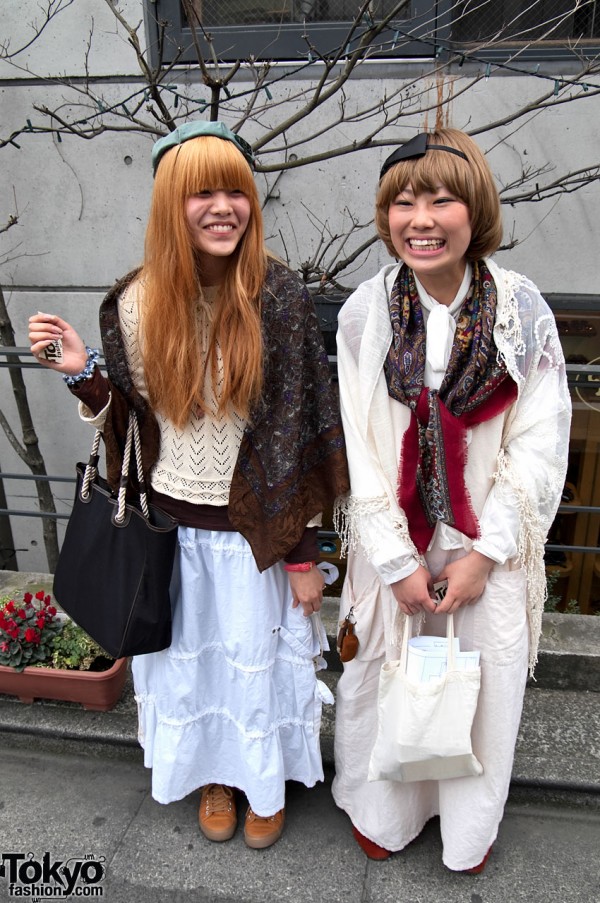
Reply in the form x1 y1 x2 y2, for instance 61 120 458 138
1 588 62 667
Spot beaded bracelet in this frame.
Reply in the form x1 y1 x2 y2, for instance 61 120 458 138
63 346 100 386
283 561 315 572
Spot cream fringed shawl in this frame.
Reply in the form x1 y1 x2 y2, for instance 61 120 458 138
335 258 572 673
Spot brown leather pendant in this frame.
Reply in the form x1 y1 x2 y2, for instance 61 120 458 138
337 609 359 663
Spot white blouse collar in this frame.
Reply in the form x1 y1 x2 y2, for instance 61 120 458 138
414 262 473 318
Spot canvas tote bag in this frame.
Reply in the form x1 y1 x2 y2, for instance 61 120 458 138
368 613 483 783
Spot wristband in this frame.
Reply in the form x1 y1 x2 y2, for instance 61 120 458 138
283 561 315 572
63 346 100 386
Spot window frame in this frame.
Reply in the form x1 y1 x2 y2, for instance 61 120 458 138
444 0 600 62
144 0 600 66
144 0 445 65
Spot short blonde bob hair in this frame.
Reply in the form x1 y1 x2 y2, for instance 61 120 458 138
375 128 503 261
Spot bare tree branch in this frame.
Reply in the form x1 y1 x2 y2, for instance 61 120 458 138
501 165 600 203
0 216 18 237
1 0 599 280
0 0 74 61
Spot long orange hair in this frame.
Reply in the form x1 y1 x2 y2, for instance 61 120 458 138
139 136 266 429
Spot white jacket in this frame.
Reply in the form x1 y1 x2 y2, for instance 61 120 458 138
335 259 572 668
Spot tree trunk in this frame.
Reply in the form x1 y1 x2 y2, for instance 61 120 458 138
0 465 18 570
0 285 60 571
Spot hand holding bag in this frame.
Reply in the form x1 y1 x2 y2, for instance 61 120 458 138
53 411 178 658
368 614 483 783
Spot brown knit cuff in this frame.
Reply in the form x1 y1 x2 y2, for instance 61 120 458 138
283 526 320 564
68 365 110 415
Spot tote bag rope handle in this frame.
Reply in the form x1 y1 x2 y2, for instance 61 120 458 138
80 412 150 522
400 612 457 674
80 429 102 501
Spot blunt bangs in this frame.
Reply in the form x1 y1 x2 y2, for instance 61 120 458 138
157 136 258 202
378 152 473 212
375 129 503 261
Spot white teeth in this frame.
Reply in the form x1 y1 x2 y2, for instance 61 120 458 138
207 224 234 232
409 239 444 248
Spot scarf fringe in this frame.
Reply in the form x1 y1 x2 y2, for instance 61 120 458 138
333 494 427 653
333 494 422 564
493 449 547 675
390 607 427 653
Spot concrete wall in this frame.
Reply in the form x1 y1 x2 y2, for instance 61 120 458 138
1 0 599 571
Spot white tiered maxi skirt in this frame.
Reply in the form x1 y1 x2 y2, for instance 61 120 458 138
133 527 332 816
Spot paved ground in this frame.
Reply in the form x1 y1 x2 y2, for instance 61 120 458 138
1 587 599 903
0 746 599 903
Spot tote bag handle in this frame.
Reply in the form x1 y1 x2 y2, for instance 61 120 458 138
400 612 457 674
80 411 150 522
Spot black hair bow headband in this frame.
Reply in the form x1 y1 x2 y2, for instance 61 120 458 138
380 133 468 180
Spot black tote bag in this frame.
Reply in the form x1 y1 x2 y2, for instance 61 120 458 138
53 412 178 659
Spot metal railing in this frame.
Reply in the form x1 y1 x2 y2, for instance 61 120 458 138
1 347 599 559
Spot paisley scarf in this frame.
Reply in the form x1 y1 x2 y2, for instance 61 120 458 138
384 261 518 553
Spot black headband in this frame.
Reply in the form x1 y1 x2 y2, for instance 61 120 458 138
380 133 468 180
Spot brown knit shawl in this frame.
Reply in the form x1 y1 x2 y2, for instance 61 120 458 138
98 258 349 571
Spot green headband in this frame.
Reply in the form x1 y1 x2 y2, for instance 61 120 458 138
151 120 255 176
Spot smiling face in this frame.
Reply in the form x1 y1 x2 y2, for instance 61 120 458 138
375 130 504 288
387 184 472 302
185 189 251 284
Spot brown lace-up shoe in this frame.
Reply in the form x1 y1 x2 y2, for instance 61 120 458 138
244 807 285 849
198 784 237 842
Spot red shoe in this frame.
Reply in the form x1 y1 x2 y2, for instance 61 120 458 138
352 826 392 860
463 845 493 874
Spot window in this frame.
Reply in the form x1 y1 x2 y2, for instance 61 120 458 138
452 0 599 44
145 0 440 64
180 0 411 26
146 0 600 67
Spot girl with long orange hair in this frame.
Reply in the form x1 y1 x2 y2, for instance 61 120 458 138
30 120 349 849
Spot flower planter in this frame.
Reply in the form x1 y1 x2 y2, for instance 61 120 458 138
0 656 128 712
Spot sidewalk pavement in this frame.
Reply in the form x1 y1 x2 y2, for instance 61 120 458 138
1 597 599 792
1 581 599 902
0 747 599 903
